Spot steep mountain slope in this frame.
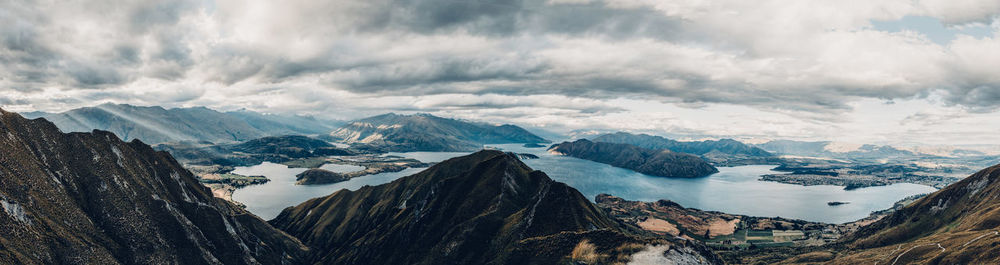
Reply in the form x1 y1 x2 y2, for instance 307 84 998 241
329 113 548 152
40 103 335 144
593 132 772 165
549 139 719 178
744 163 1000 264
0 109 307 264
820 163 1000 264
270 150 719 264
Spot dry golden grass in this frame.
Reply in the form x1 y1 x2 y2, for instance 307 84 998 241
571 240 604 264
638 218 680 235
708 218 740 236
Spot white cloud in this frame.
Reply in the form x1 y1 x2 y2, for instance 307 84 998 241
1 0 999 145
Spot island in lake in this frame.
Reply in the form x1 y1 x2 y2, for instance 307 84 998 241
295 155 430 185
548 139 718 178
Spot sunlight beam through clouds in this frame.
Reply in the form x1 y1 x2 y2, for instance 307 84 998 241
1 0 999 145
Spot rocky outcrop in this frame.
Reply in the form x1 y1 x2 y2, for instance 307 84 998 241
329 113 548 152
271 150 719 264
549 139 718 178
0 109 308 264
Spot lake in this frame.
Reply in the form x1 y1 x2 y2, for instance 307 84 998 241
231 144 937 223
319 163 365 173
231 163 426 219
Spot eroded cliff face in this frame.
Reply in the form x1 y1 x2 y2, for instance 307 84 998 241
0 109 307 265
271 150 720 265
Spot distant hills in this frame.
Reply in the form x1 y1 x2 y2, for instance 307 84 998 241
329 113 548 152
270 150 719 264
591 132 774 165
32 103 340 144
0 109 308 264
549 139 719 178
755 140 918 160
156 135 353 167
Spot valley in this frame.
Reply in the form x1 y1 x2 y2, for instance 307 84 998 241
5 107 997 264
8 2 1000 263
155 135 431 201
226 142 936 224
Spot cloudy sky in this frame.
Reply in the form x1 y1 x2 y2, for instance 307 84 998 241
1 0 999 146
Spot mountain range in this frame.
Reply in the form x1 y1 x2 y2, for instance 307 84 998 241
6 106 1000 264
31 103 339 144
270 150 719 264
329 113 548 152
591 132 774 165
755 140 918 160
1 109 719 264
549 139 719 178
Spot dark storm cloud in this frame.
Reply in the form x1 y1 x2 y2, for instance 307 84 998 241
127 1 194 33
0 0 199 90
349 0 685 38
944 84 1000 112
200 0 687 86
0 96 28 105
338 57 551 91
0 18 60 87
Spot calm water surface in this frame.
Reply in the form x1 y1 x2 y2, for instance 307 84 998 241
231 163 425 219
232 144 936 223
319 163 365 173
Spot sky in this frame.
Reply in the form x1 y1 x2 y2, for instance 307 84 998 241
1 0 999 146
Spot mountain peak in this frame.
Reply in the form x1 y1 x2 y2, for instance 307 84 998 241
267 149 672 264
0 109 308 264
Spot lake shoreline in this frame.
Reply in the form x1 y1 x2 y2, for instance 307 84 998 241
224 145 936 224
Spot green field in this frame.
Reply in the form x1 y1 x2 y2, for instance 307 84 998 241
705 228 806 249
